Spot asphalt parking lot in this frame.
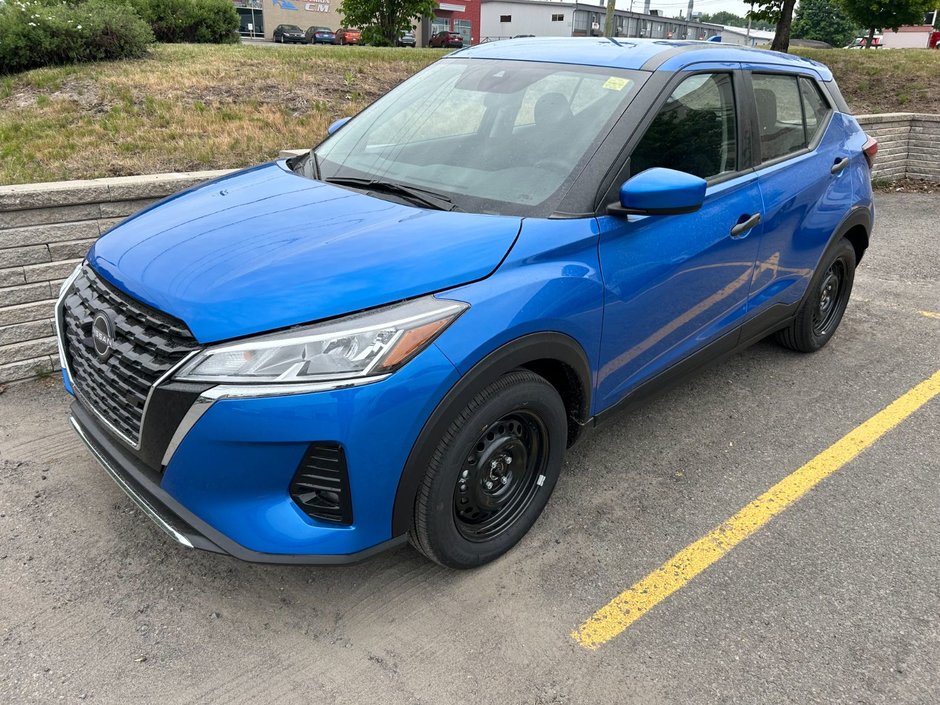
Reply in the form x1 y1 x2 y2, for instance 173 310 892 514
1 190 938 704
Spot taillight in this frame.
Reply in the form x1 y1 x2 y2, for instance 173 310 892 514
862 135 878 170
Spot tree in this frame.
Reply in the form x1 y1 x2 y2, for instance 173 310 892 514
747 0 797 52
700 10 774 30
339 0 437 46
838 0 934 47
792 0 857 47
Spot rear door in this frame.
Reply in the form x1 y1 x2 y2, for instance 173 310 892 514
744 69 854 316
595 67 765 413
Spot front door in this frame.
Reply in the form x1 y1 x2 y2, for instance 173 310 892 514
595 71 763 412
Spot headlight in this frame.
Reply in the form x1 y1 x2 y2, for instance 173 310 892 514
174 296 467 385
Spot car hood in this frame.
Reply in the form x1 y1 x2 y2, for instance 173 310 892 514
88 162 521 343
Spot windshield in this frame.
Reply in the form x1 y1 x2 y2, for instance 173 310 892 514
282 25 301 32
312 59 645 216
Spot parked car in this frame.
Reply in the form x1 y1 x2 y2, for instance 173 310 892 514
58 39 876 569
429 31 464 48
272 24 305 44
397 31 416 47
305 26 335 44
334 27 361 45
845 36 882 48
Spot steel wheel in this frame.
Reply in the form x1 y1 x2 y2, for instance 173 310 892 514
410 369 567 568
453 411 548 542
775 238 857 353
812 260 846 337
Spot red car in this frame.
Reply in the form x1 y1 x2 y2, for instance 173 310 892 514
335 27 362 45
429 31 464 49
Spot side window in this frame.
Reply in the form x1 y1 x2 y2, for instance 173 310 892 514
799 77 831 144
752 74 808 162
630 73 737 180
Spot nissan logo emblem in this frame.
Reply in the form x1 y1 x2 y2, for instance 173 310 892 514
92 313 116 361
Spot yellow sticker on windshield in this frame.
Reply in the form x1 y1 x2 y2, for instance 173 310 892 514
603 77 629 91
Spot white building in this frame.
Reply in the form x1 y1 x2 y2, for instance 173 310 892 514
480 0 722 43
881 25 937 49
718 24 774 47
481 0 574 37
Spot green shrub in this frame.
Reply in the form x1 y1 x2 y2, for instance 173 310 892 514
0 0 154 75
127 0 240 44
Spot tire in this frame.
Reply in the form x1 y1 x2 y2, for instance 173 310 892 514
775 238 856 352
410 369 567 569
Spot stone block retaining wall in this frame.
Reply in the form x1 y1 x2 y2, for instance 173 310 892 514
857 113 940 182
0 171 231 383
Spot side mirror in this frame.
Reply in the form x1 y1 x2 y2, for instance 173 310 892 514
610 167 707 217
327 117 352 135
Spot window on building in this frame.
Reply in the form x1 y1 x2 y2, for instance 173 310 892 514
454 19 472 44
631 73 737 180
551 13 564 21
500 15 511 22
573 11 589 32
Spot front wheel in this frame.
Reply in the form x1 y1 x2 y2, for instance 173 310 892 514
410 370 567 568
775 238 856 352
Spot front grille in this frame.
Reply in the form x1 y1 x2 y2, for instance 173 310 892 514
290 444 354 525
60 266 198 446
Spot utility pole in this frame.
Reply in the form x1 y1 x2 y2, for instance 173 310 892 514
746 2 753 44
604 0 617 36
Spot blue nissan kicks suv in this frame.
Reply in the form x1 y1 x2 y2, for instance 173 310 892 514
56 39 877 568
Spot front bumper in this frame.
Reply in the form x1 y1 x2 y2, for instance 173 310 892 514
70 402 407 563
66 342 461 562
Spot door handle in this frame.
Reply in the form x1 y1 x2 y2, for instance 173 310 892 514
831 157 849 174
730 213 761 238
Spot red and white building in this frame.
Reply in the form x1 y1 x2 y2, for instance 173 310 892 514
881 25 940 49
420 1 482 46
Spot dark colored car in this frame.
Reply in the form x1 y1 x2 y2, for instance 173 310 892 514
58 39 876 569
335 27 362 45
305 26 335 44
429 31 464 48
273 24 305 44
397 31 416 47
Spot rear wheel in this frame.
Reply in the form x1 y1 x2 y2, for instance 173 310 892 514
410 370 567 568
775 238 856 352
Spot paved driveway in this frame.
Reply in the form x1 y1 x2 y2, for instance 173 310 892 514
1 191 937 704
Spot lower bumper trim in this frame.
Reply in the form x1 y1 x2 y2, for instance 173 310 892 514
70 415 196 549
69 401 408 565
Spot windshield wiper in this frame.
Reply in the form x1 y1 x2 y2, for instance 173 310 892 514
322 176 460 211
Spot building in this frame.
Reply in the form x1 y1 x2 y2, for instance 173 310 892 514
881 25 940 49
232 0 344 40
422 1 482 45
718 24 774 47
480 0 722 42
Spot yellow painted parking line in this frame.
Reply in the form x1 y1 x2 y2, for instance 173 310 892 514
572 369 940 650
920 311 940 320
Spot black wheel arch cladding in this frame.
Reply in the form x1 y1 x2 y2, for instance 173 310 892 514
390 332 592 537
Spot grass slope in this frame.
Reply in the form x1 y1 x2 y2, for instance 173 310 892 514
794 47 940 115
0 44 441 186
1 44 938 186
